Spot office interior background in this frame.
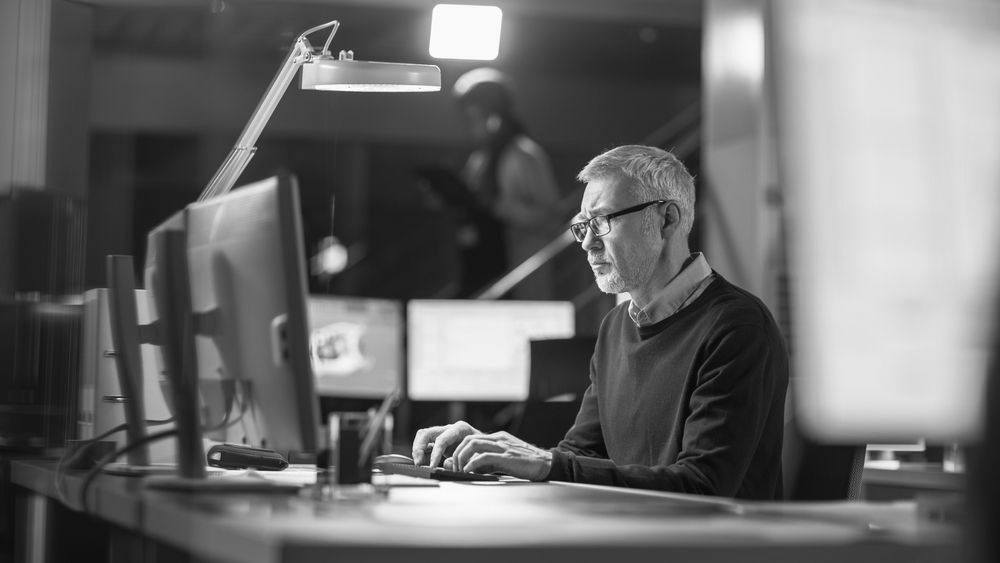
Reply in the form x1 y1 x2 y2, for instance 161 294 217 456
14 0 704 304
2 0 709 434
2 0 1000 560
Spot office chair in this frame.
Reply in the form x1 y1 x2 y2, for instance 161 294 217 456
781 381 867 501
504 337 597 448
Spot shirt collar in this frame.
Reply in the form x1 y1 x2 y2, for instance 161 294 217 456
628 253 713 326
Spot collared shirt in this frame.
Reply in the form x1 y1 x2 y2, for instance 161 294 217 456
628 252 715 326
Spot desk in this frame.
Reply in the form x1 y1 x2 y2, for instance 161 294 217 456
11 459 960 563
862 464 965 501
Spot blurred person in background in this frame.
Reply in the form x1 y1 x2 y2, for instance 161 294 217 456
450 67 561 299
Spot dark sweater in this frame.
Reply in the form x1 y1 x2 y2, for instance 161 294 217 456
546 275 789 500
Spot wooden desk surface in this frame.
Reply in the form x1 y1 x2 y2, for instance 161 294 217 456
11 459 961 563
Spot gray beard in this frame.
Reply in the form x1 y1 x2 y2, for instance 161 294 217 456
593 258 655 295
595 270 626 294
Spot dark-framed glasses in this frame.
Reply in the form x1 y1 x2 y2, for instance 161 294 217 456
568 200 667 242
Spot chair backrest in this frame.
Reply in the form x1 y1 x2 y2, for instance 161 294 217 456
526 337 597 401
505 337 597 448
782 381 867 501
783 433 866 500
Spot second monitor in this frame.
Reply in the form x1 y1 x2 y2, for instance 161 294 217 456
307 295 404 399
406 299 575 401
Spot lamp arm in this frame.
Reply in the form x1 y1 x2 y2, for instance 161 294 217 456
198 20 341 201
198 40 310 201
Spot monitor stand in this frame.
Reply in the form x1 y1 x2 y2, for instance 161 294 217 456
103 462 307 493
101 462 226 477
102 462 180 477
100 462 303 493
142 473 303 493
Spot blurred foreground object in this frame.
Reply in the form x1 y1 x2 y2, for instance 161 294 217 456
775 0 1000 445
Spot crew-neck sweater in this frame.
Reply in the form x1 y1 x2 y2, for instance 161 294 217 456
546 274 788 500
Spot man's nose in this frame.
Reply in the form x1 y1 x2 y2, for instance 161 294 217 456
580 226 602 251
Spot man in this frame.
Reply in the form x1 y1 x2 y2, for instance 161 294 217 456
412 145 789 499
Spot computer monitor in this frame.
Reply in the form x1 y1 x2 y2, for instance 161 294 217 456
307 295 404 398
183 174 320 456
96 174 319 489
406 299 575 401
773 0 1000 444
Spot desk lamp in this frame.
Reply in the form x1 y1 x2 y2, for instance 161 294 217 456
104 20 439 485
199 19 441 202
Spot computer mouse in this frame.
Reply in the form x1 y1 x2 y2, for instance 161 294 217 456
373 453 415 466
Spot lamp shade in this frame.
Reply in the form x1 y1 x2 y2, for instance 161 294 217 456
301 56 442 92
199 19 442 201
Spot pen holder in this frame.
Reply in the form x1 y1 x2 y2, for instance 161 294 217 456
328 411 372 485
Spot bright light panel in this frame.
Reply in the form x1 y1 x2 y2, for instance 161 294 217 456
429 4 502 60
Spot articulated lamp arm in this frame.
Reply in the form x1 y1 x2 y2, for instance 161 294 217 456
198 21 340 202
197 19 440 202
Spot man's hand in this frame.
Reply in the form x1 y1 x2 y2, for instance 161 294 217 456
411 420 482 468
447 431 553 481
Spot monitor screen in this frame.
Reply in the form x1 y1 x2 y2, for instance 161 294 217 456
406 299 575 401
182 174 320 455
307 295 404 398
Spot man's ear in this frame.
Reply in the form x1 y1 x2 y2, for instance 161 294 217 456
662 202 681 236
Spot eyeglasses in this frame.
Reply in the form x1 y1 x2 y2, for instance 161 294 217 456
568 200 667 243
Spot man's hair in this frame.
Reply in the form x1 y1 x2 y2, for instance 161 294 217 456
577 145 696 237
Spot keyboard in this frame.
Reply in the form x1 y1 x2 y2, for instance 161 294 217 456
374 462 500 482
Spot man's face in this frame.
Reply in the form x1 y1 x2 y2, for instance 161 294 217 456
575 175 662 295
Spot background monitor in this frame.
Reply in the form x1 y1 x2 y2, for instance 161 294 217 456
307 295 404 399
406 299 575 401
183 174 320 455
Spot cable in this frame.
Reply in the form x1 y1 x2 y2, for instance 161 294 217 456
74 404 250 514
77 428 179 514
60 383 257 514
204 381 252 443
69 408 249 511
204 388 248 435
78 417 175 449
54 418 176 506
